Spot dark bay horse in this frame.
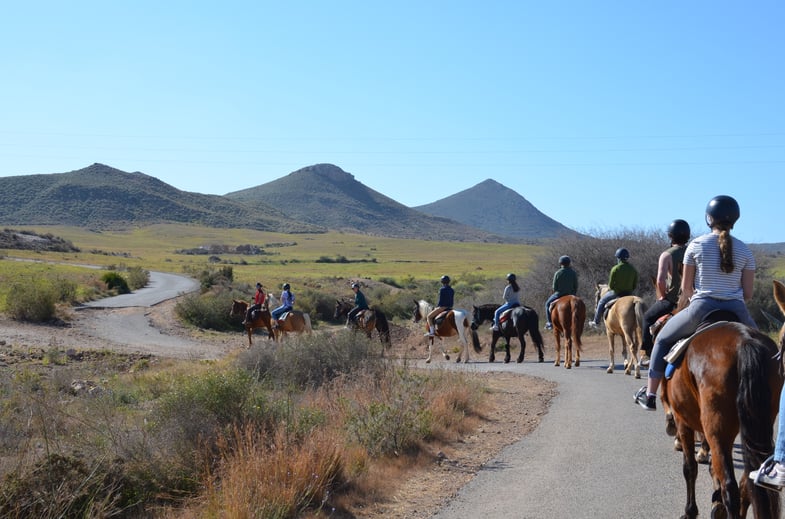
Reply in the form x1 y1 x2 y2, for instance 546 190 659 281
334 299 391 346
413 300 481 363
549 295 585 369
471 304 544 363
230 300 274 347
659 280 785 518
595 283 646 378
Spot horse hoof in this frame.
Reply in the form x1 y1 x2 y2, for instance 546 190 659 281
665 413 677 436
574 360 580 367
554 362 560 367
674 437 683 451
517 357 524 364
538 357 544 363
606 367 613 374
697 449 710 464
426 359 432 364
444 355 450 361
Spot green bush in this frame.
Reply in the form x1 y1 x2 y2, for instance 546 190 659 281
101 271 130 294
175 289 241 331
295 287 335 323
125 266 149 291
5 279 57 322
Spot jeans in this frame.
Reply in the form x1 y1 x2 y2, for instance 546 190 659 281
641 299 676 355
271 305 292 320
544 293 561 326
648 297 757 379
494 303 519 327
776 387 785 463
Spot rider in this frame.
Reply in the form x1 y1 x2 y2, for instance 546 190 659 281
243 282 267 324
640 219 690 366
589 248 638 328
544 256 578 330
271 283 295 327
635 195 757 411
426 275 454 337
491 273 521 332
346 282 369 328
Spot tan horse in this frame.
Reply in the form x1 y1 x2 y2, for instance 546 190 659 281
595 283 647 378
413 300 481 363
230 299 274 347
549 295 585 369
273 311 313 340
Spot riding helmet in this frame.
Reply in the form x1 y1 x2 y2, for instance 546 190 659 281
351 282 359 289
615 248 630 261
440 275 450 284
506 273 516 282
256 282 262 288
667 219 691 245
705 195 740 229
559 255 571 266
283 283 290 290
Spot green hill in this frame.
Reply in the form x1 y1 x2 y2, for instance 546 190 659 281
414 179 579 241
0 163 322 233
225 163 506 241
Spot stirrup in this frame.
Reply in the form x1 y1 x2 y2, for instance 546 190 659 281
751 455 782 490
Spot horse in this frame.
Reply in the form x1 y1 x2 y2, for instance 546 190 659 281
548 295 585 369
333 299 391 346
595 283 647 378
659 280 785 519
230 299 274 347
272 310 313 341
412 300 481 363
471 304 544 363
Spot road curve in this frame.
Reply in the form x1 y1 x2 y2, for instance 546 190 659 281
81 271 200 308
418 355 782 519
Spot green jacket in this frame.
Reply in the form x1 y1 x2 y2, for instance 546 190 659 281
552 266 578 296
608 261 638 294
354 290 369 310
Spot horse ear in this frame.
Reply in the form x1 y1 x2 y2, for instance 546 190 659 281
413 299 418 306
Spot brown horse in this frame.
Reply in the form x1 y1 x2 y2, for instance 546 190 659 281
413 300 481 363
549 295 585 369
659 280 785 519
272 310 313 341
595 283 646 378
333 299 391 346
230 299 274 347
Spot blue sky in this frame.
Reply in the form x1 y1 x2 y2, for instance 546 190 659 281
1 2 783 242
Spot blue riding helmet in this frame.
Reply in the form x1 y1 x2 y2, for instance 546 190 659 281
615 248 630 261
559 255 571 266
440 275 450 284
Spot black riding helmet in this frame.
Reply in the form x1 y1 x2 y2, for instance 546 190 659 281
283 283 290 290
615 248 630 261
668 219 691 245
559 255 571 266
506 273 516 282
440 275 450 284
705 195 740 229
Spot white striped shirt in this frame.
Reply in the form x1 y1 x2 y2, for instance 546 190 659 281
684 232 755 301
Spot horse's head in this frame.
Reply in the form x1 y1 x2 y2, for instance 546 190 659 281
413 299 431 323
230 299 247 317
471 305 481 329
334 299 350 320
595 283 609 305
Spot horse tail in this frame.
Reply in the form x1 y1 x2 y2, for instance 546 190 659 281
634 299 646 346
304 313 313 333
737 331 781 517
572 298 584 351
527 308 545 351
470 328 482 353
375 310 391 345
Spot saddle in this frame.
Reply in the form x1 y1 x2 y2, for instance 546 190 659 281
498 304 521 326
434 310 451 325
663 310 741 378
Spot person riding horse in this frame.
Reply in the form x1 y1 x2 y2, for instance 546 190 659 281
271 283 295 327
426 275 454 337
544 255 578 330
243 282 266 325
491 273 521 332
346 282 369 327
590 248 638 328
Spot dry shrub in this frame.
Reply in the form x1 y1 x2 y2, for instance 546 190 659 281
196 425 343 519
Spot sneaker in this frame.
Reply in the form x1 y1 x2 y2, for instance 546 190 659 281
750 458 785 489
634 386 656 411
490 325 499 332
544 323 553 330
588 321 598 329
640 355 651 368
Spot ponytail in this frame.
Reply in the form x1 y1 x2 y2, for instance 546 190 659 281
511 279 520 292
717 228 735 273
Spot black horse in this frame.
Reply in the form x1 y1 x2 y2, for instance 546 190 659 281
472 304 545 363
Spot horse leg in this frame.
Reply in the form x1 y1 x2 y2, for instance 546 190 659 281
564 336 573 369
574 332 581 367
607 333 615 374
516 331 525 363
504 337 511 364
696 434 710 464
707 433 740 519
678 427 700 519
489 334 497 363
553 330 561 367
246 327 253 348
425 335 433 363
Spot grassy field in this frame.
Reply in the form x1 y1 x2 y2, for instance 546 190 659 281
3 224 541 288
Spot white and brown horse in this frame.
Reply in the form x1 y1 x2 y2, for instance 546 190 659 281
595 283 647 378
413 300 481 363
